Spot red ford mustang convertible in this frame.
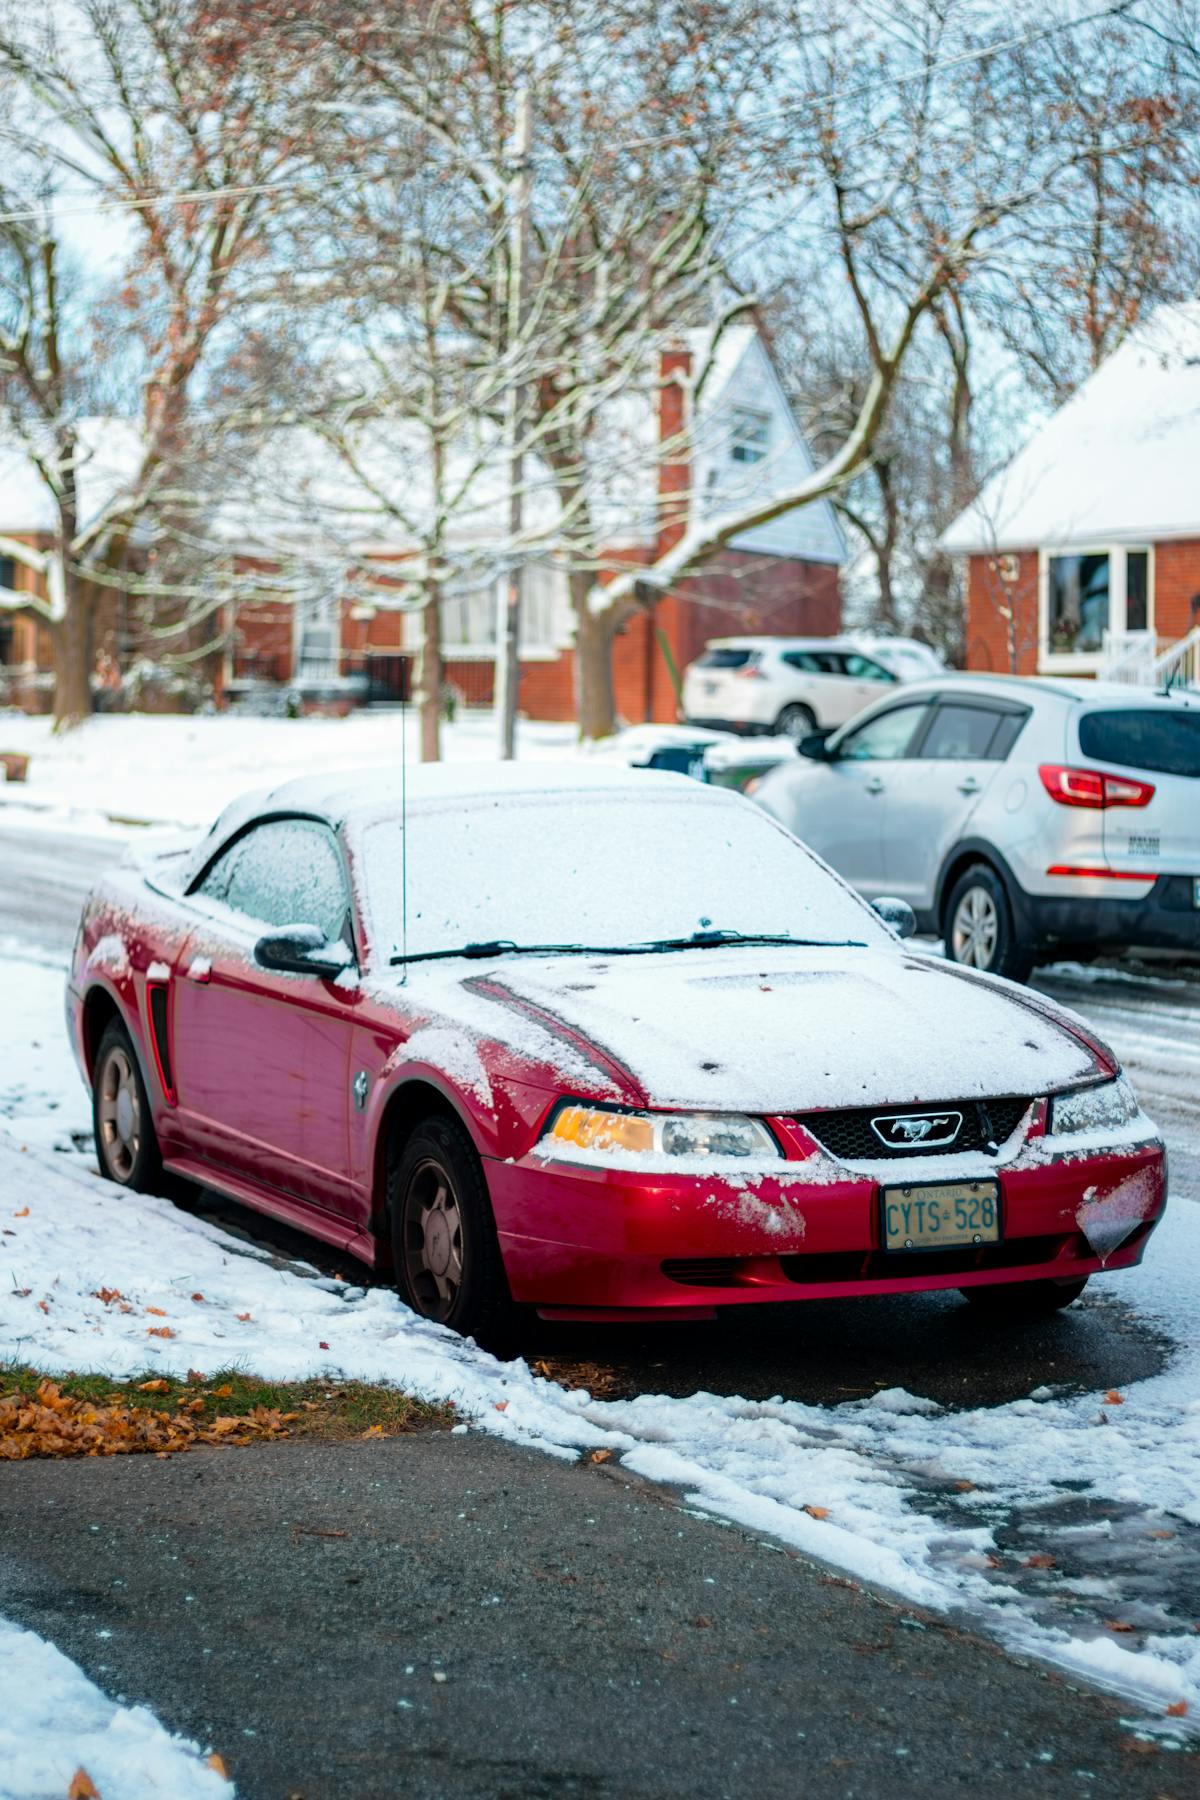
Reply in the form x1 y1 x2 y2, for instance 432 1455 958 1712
67 765 1165 1342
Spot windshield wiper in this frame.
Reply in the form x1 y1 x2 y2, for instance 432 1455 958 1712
389 930 865 967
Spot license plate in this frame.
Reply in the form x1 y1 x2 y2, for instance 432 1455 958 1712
882 1180 1000 1252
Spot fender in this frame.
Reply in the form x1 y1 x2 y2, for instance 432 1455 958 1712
933 837 1030 934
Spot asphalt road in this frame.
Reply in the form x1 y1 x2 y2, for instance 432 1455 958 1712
1 1433 1193 1800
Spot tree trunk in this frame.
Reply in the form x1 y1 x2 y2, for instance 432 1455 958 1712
574 593 620 741
52 578 95 729
415 584 442 762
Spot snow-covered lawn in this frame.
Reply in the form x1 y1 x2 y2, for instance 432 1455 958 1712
0 710 580 831
3 942 1200 1764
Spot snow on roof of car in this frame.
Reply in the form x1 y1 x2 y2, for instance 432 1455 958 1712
890 672 1200 710
175 760 722 886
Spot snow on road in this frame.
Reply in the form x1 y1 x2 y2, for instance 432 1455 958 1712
0 1618 233 1800
2 951 1200 1746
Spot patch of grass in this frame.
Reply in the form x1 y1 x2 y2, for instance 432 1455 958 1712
0 1362 454 1458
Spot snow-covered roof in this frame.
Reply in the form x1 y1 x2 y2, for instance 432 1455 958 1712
0 326 845 570
940 303 1200 555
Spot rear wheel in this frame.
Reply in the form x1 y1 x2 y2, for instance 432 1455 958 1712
389 1114 515 1346
944 863 1033 983
92 1019 163 1192
775 703 816 741
961 1277 1088 1316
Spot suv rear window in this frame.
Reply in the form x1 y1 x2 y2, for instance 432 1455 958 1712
699 648 756 670
1078 708 1200 778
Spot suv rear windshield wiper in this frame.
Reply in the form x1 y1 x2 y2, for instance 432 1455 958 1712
389 930 866 966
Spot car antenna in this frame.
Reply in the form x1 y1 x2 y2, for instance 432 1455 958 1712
400 680 409 985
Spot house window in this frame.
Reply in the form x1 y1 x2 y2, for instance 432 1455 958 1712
1040 546 1154 668
0 557 16 594
298 621 337 679
729 407 769 465
440 563 567 655
1047 553 1110 654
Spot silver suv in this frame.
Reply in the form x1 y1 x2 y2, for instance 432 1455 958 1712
753 674 1200 980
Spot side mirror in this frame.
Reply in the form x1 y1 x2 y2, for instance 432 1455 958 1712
799 729 835 761
254 923 352 979
872 896 917 941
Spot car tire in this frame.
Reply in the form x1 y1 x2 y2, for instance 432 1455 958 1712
92 1017 164 1192
960 1277 1088 1316
775 703 817 741
389 1113 516 1346
943 863 1033 983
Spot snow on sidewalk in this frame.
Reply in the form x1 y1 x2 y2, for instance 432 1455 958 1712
0 1619 233 1800
3 953 1200 1739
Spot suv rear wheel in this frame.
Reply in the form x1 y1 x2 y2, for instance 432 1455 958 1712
775 703 816 741
944 863 1033 984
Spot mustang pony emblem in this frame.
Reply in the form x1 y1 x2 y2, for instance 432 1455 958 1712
871 1110 963 1149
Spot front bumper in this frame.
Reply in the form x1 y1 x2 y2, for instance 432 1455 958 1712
486 1136 1166 1319
1014 874 1200 955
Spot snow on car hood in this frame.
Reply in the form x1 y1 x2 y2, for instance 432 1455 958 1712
431 944 1106 1113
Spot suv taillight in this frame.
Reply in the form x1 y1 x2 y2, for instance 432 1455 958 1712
1038 763 1155 810
734 663 766 680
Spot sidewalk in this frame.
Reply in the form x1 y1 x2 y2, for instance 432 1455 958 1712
1 1433 1192 1800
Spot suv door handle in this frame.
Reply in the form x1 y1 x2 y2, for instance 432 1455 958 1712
958 778 982 795
865 777 884 794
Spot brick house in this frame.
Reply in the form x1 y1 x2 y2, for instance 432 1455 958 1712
940 303 1200 686
0 326 846 722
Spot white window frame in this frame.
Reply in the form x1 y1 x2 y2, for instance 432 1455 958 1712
728 406 770 466
1038 544 1155 674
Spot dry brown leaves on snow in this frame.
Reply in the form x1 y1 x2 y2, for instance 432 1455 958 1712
0 1380 297 1460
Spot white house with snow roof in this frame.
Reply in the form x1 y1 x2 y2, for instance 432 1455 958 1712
940 303 1200 689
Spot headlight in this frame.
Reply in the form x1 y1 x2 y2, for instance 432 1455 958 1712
539 1102 781 1164
1049 1074 1140 1137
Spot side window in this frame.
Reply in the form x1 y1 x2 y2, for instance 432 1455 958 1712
196 819 352 942
843 653 895 683
919 704 1005 762
837 702 932 762
781 651 820 673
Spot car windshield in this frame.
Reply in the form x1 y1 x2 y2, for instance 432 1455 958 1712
357 787 891 963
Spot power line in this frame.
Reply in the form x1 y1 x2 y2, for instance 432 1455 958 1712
0 178 295 231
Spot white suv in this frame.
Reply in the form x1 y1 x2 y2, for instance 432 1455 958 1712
681 636 941 740
753 674 1200 981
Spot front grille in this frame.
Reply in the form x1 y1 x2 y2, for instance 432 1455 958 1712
796 1097 1031 1163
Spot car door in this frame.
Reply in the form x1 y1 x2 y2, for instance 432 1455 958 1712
767 699 934 893
880 701 1025 909
169 814 360 1218
838 652 900 725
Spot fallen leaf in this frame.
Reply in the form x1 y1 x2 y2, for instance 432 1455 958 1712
93 1288 124 1306
804 1505 830 1520
213 1384 233 1398
1119 1737 1158 1755
1104 1619 1138 1633
186 1369 205 1384
318 1341 330 1350
1166 1699 1189 1717
953 1480 976 1492
1103 1389 1125 1405
191 1293 204 1303
207 1752 229 1778
588 1448 613 1464
144 1306 167 1318
1023 1553 1056 1569
493 1400 509 1412
236 1312 251 1322
68 1771 100 1799
147 1326 175 1339
1146 1528 1176 1540
12 1207 28 1218
362 1424 385 1438
137 1379 171 1394
36 1299 49 1314
11 1287 30 1298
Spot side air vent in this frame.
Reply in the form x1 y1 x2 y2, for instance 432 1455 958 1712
147 981 176 1103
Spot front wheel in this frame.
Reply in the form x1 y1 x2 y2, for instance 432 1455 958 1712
961 1277 1088 1317
943 863 1033 983
92 1018 163 1191
389 1114 515 1346
775 703 816 741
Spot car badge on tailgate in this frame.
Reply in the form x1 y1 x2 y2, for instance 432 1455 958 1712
871 1110 963 1149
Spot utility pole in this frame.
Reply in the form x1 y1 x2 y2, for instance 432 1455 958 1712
496 84 532 760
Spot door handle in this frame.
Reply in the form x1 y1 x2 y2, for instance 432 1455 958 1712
865 777 884 795
958 778 982 795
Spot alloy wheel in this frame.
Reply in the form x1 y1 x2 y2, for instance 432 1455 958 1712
951 884 999 970
97 1044 141 1181
402 1157 466 1321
